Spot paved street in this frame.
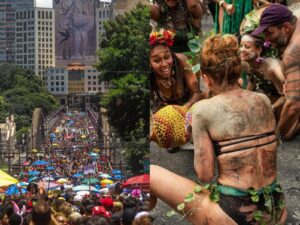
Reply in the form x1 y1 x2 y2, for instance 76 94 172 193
151 134 300 225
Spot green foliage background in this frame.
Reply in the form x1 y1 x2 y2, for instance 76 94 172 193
0 63 59 140
95 4 150 175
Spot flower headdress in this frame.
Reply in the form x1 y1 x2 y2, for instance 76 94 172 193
149 29 176 47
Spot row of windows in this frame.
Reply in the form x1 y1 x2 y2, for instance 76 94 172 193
99 10 110 18
49 75 65 80
50 87 65 92
38 32 53 37
38 38 53 42
38 43 53 47
50 81 65 86
16 60 34 65
38 11 53 20
88 87 100 91
87 81 99 85
38 21 52 26
16 11 34 20
38 49 53 54
38 26 53 31
38 60 53 64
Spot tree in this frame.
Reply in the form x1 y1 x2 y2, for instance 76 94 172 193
95 4 150 174
0 63 59 140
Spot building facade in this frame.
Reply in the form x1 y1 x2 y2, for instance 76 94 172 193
96 1 112 50
0 0 33 64
15 6 55 77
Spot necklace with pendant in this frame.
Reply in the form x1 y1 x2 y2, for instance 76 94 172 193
157 76 176 89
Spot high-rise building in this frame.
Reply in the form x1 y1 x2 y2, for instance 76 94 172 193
0 0 33 64
54 0 97 67
15 6 55 78
96 1 112 50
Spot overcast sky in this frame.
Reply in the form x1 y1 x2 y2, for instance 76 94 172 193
34 0 112 8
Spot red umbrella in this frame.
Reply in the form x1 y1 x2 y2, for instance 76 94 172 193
122 174 150 187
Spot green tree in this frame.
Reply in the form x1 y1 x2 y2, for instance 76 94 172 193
0 63 59 140
96 4 150 174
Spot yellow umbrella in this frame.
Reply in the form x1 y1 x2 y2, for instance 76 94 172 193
32 149 38 153
52 143 59 147
56 178 69 184
81 135 86 139
93 148 101 153
100 179 113 185
0 169 19 187
36 153 44 156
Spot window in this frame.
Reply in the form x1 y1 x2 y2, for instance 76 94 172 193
61 75 64 79
51 82 54 86
88 76 91 79
61 82 64 85
56 82 59 86
56 87 59 92
93 76 96 79
61 87 64 91
51 88 54 92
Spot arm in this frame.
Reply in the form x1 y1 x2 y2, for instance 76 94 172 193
186 0 203 18
192 102 215 183
277 50 300 139
150 4 160 21
177 53 202 109
265 58 285 94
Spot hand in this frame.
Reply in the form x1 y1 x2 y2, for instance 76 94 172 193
225 4 235 15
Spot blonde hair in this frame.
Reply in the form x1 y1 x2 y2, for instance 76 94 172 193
201 34 241 86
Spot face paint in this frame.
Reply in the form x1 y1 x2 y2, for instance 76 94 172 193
240 35 257 61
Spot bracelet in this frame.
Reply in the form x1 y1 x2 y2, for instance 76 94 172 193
219 0 225 7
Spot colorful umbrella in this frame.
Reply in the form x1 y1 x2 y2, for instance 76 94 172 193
112 169 121 175
28 171 40 176
16 182 29 187
80 178 99 185
100 174 112 179
28 177 39 182
114 175 124 180
56 178 69 184
5 185 27 195
72 185 98 192
72 173 83 178
32 149 38 153
100 179 113 185
89 153 98 157
122 174 150 187
0 170 19 187
46 166 55 171
32 160 49 166
42 177 54 181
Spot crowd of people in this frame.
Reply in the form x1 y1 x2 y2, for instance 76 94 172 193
0 111 152 225
150 0 299 224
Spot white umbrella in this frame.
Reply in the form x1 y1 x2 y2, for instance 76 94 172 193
76 191 90 196
72 185 98 192
42 177 54 181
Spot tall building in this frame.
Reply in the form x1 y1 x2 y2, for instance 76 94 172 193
0 0 33 64
96 1 112 50
15 4 55 77
54 0 97 67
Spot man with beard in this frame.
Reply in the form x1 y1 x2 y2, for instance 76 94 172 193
252 4 300 140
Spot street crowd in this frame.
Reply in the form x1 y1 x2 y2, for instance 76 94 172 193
0 110 152 225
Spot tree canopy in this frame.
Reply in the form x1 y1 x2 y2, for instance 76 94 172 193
0 63 58 139
95 4 150 174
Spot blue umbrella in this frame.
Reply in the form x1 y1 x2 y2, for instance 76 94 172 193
46 166 55 171
112 169 121 175
114 175 124 180
32 160 49 166
28 171 40 176
28 177 39 182
5 185 27 196
72 173 83 178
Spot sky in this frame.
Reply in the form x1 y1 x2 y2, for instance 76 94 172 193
34 0 112 8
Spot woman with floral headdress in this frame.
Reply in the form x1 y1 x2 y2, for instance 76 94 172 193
150 0 204 53
149 29 204 151
150 34 287 225
149 29 203 112
239 33 285 120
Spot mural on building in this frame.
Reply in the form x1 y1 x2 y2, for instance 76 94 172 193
54 0 96 66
